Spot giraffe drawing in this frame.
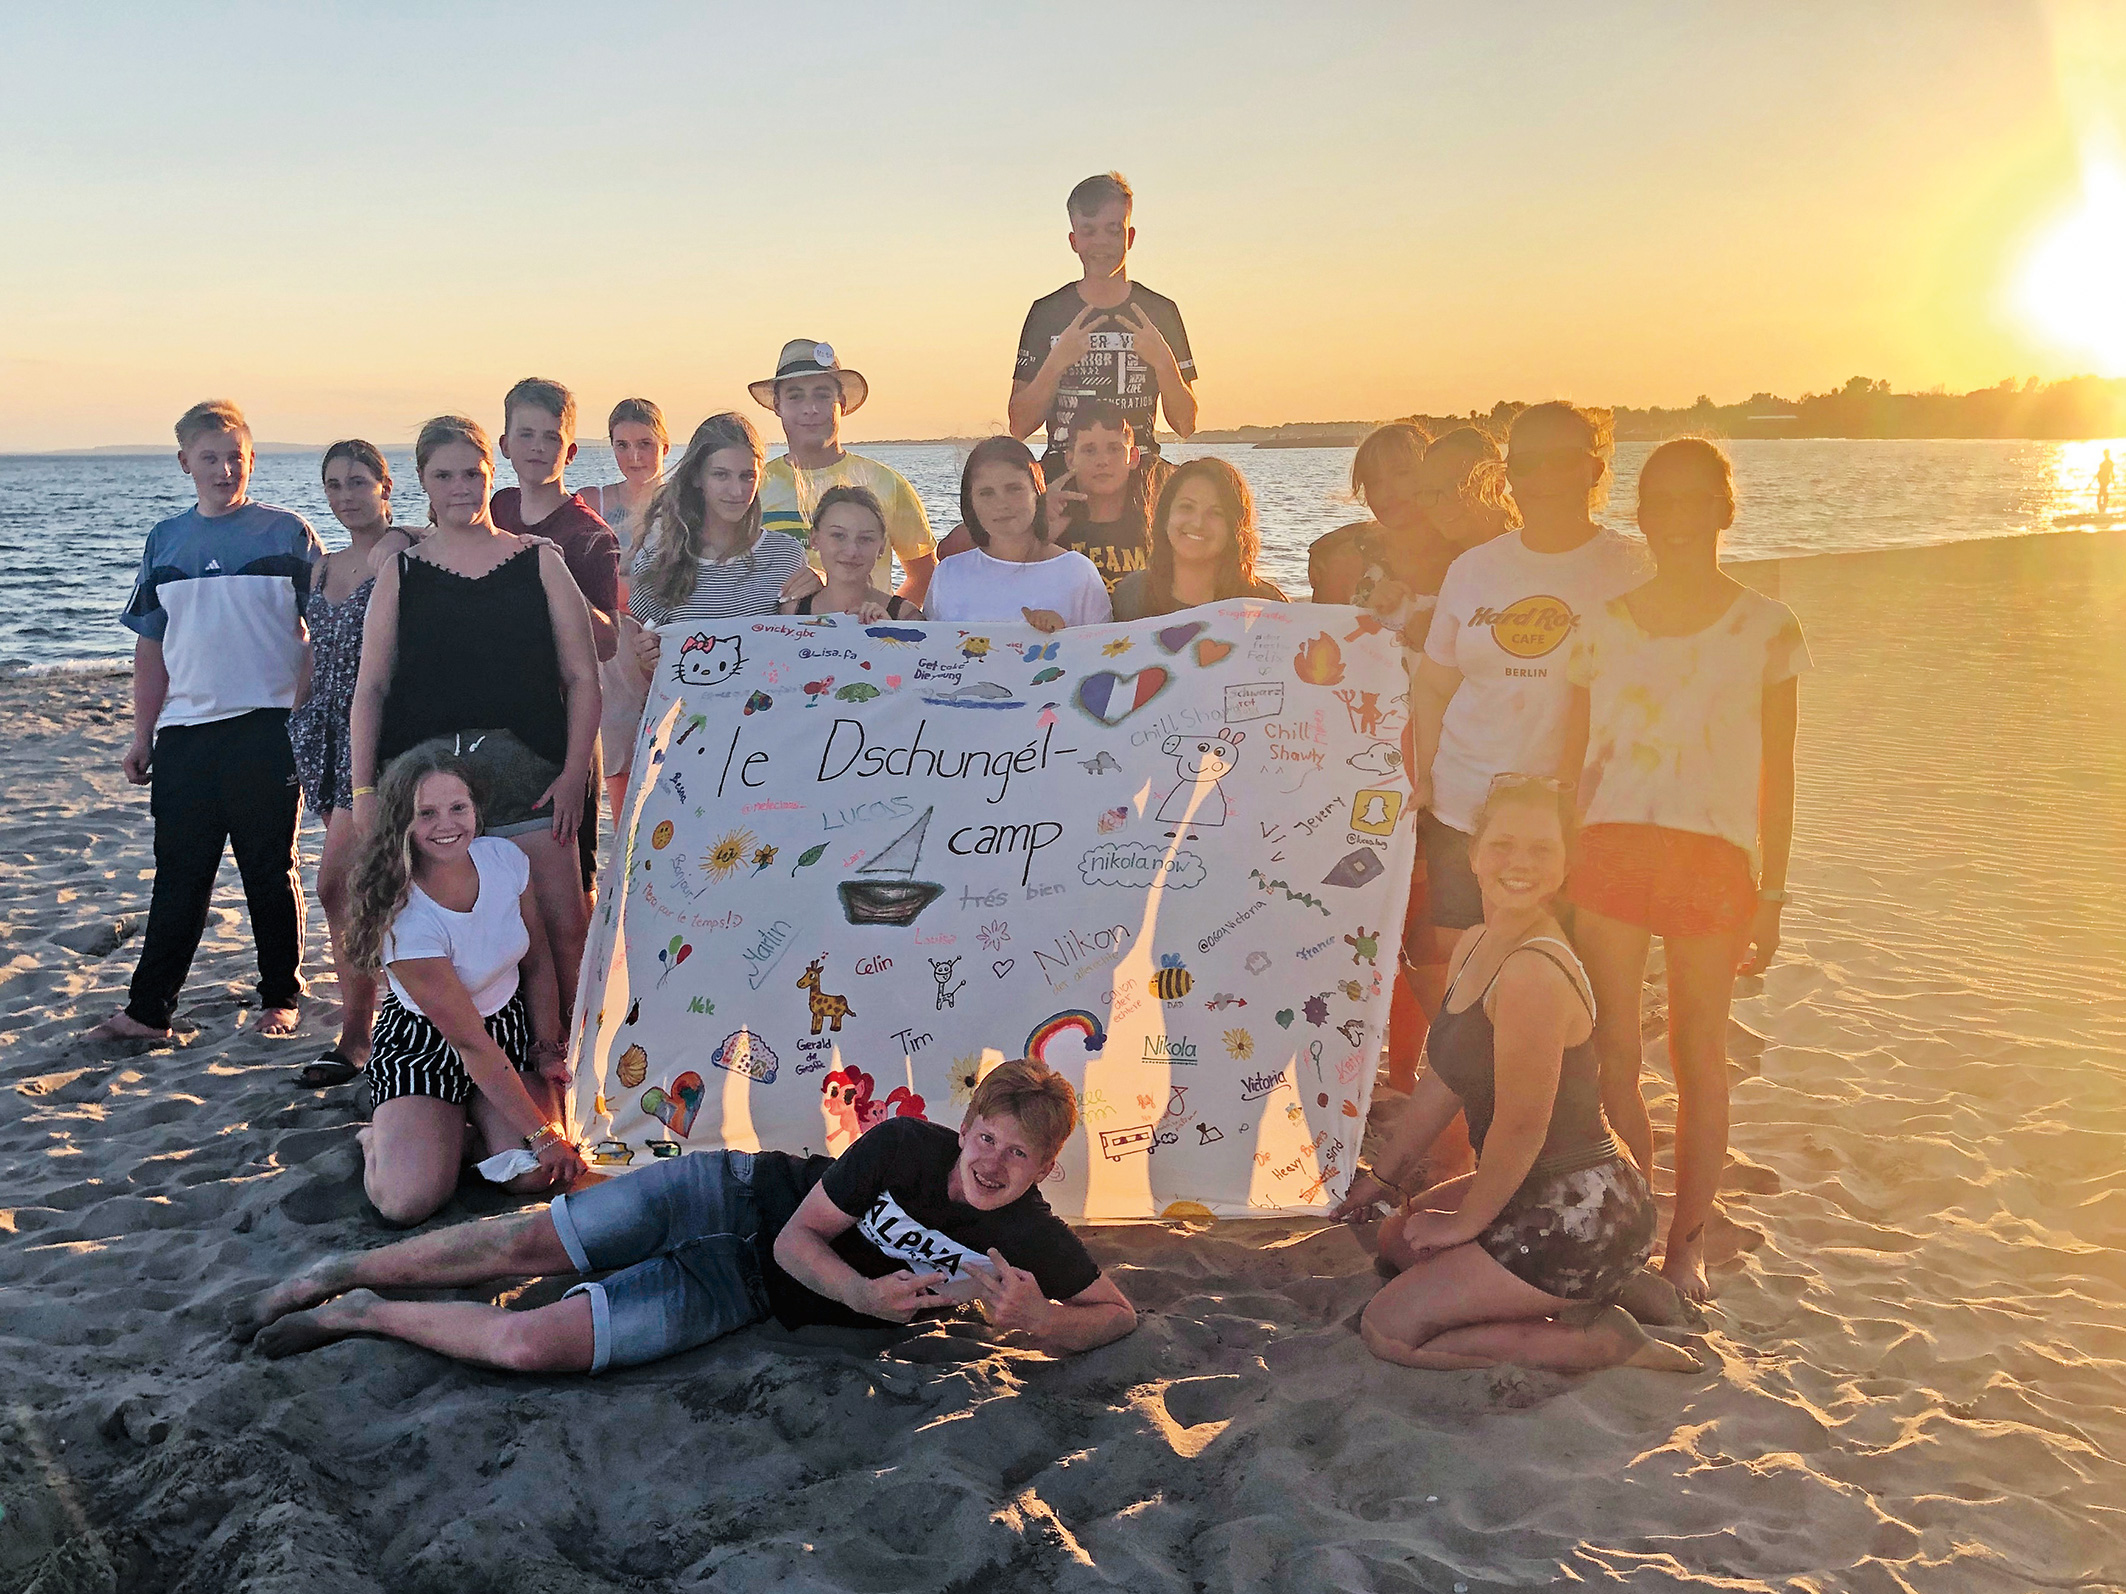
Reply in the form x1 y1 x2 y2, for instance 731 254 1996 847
796 956 854 1034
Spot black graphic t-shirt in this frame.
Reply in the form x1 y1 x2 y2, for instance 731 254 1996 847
1059 515 1150 593
752 1118 1100 1330
1014 283 1195 457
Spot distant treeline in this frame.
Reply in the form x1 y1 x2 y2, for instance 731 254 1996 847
1191 374 2126 447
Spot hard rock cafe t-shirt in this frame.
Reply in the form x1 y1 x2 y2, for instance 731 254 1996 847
1421 527 1653 834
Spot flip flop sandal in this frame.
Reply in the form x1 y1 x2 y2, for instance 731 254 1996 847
298 1049 361 1089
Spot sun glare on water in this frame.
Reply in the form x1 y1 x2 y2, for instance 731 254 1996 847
2017 152 2126 374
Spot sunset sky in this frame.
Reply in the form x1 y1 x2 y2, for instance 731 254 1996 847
3 1 2122 451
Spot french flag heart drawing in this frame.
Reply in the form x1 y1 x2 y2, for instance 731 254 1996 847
1075 667 1171 726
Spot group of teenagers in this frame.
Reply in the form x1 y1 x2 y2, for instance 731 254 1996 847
93 172 1806 1382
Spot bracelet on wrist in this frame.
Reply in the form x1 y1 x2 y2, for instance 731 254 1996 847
351 785 376 798
523 1122 563 1153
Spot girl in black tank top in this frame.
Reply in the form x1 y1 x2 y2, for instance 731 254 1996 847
1337 778 1696 1375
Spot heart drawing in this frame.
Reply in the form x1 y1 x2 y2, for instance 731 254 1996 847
1155 621 1208 654
992 960 1014 978
1192 638 1234 667
1076 667 1172 726
643 1070 706 1138
1276 1009 1296 1029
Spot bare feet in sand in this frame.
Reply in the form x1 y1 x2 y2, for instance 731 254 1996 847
258 1005 301 1037
1661 1236 1714 1303
228 1255 358 1343
1595 1304 1704 1373
255 1288 382 1360
1615 1267 1708 1330
85 1010 170 1042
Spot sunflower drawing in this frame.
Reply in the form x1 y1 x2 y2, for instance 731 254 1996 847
1224 1028 1254 1060
702 827 758 882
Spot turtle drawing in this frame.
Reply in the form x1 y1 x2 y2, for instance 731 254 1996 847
835 681 882 703
1343 926 1380 965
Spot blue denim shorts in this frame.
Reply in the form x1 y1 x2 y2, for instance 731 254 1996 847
548 1149 769 1373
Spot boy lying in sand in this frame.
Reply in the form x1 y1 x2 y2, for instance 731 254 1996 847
234 1058 1137 1371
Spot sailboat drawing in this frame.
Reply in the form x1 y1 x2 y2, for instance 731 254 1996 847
836 806 946 926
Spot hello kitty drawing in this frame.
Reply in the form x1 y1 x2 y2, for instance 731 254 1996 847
673 634 743 688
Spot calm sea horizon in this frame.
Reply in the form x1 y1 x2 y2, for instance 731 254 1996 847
2 436 2119 674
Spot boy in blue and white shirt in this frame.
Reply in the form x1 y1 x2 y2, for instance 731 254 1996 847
90 400 323 1042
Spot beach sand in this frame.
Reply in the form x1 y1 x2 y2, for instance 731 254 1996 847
4 530 2123 1592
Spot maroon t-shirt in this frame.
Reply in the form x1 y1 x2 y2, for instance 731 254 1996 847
490 488 620 618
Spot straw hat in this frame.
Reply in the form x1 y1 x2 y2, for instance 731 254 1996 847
747 339 870 415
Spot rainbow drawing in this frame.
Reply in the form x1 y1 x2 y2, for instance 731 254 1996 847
1025 1010 1109 1065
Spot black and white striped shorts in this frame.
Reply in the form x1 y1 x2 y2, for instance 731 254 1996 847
367 989 537 1111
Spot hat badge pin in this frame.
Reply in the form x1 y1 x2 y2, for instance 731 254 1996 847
812 342 835 367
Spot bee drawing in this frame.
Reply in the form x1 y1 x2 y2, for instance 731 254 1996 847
1150 954 1194 1001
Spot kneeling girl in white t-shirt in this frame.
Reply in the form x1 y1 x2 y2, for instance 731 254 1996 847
346 745 586 1225
924 436 1111 632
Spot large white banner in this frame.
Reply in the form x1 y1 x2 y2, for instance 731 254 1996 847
567 601 1416 1221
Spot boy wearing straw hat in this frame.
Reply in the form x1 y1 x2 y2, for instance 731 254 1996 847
754 339 936 608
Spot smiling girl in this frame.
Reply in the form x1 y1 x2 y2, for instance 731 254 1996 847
1112 456 1285 620
1559 438 1809 1300
1334 777 1695 1374
780 486 925 620
345 747 584 1225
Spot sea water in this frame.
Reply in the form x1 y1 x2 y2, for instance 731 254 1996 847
1 437 2118 673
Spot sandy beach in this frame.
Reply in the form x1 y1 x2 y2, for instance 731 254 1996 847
4 529 2123 1592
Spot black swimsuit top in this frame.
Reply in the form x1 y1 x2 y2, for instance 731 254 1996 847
378 545 568 766
1426 933 1608 1160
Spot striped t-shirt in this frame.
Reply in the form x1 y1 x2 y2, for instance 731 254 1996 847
626 529 807 628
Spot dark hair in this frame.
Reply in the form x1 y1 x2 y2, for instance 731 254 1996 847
607 396 668 448
1067 400 1137 446
1067 171 1132 222
1640 436 1736 517
958 435 1048 549
812 484 888 542
1148 457 1261 610
321 439 393 497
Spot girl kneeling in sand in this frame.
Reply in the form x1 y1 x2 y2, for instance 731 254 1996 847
346 746 585 1224
780 485 925 620
1559 438 1809 1300
1334 777 1696 1372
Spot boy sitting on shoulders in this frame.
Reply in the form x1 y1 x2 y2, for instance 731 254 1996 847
90 401 323 1043
236 1058 1136 1371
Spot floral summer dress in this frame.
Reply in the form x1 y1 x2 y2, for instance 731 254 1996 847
288 570 373 812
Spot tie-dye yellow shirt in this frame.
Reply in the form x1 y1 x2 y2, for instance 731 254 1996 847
1567 587 1811 869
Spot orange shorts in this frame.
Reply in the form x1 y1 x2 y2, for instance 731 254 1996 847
1566 823 1756 938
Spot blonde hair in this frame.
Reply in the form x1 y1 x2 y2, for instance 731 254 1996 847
638 412 765 613
1428 427 1520 533
967 1057 1078 1161
503 377 576 438
1640 436 1736 516
1470 775 1578 855
175 400 250 450
344 745 485 972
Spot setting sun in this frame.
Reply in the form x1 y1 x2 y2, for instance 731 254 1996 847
2016 150 2126 374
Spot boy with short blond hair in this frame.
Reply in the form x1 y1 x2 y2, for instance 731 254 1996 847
90 401 324 1042
1009 171 1198 472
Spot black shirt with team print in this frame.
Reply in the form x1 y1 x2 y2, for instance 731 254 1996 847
1015 283 1195 460
750 1118 1100 1330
